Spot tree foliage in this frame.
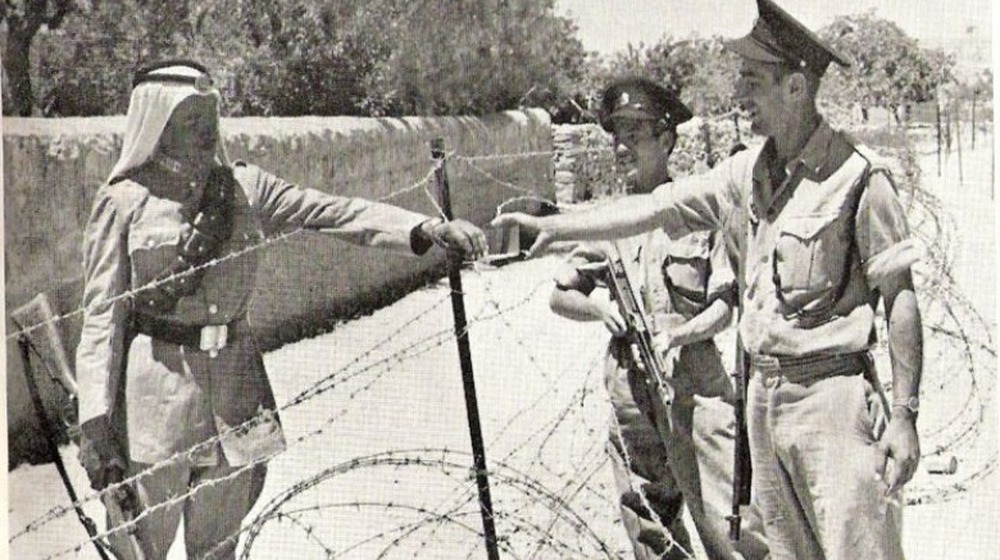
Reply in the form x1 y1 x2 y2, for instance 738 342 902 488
1 0 76 115
373 0 588 117
9 0 587 117
818 10 955 112
598 36 740 117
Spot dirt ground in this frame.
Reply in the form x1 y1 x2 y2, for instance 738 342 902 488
7 130 998 559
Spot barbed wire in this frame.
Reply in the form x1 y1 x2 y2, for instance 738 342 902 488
23 255 572 557
9 129 997 558
5 166 439 345
429 132 998 515
25 295 457 555
14 148 540 541
455 146 611 162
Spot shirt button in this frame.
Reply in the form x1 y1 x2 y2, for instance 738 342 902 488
762 254 769 264
208 304 219 315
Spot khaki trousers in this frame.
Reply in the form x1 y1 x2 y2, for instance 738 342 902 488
653 341 770 560
748 370 903 560
606 340 691 559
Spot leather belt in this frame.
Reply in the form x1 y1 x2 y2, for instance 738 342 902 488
751 351 868 384
132 313 242 355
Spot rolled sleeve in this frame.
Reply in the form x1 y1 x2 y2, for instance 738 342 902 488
76 188 132 424
705 232 737 305
236 163 429 253
856 169 922 289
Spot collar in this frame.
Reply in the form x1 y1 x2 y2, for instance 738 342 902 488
789 119 836 179
752 119 837 184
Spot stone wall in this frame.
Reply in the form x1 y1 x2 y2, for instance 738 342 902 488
550 117 755 204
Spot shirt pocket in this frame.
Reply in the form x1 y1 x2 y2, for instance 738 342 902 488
773 212 848 314
128 223 182 289
661 237 711 305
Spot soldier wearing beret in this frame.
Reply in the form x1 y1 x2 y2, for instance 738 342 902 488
76 60 486 559
549 77 767 560
497 0 923 558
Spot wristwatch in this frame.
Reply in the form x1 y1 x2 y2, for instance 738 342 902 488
892 395 919 419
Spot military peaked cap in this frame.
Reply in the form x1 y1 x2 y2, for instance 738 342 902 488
599 77 693 133
726 0 850 75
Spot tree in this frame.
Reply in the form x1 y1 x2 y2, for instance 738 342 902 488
600 35 740 117
210 0 401 116
369 0 587 116
1 0 75 115
18 0 588 117
819 11 955 118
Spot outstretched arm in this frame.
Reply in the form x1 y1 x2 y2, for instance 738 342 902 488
238 163 485 258
491 153 748 257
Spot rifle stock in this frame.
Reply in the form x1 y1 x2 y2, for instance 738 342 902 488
11 294 81 439
12 292 146 560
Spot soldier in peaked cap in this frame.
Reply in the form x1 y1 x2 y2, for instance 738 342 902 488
497 0 923 558
549 77 768 560
76 60 486 559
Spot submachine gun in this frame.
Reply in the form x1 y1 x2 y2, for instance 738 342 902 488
602 241 676 418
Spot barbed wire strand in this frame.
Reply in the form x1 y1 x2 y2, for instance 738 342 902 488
11 131 997 558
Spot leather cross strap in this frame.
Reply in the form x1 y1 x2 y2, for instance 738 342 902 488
771 161 873 327
134 166 236 314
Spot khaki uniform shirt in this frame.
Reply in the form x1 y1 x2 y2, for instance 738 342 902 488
557 229 735 323
77 162 430 465
653 121 921 357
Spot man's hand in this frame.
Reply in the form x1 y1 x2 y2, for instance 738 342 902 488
78 417 127 491
875 415 920 495
490 213 552 257
423 218 487 259
652 313 686 352
596 300 627 337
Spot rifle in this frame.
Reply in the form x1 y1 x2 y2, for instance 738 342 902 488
728 338 752 541
11 293 147 560
602 241 675 412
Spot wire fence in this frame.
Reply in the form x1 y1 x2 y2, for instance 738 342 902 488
7 127 996 559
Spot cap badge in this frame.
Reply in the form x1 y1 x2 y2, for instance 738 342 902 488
194 74 214 93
